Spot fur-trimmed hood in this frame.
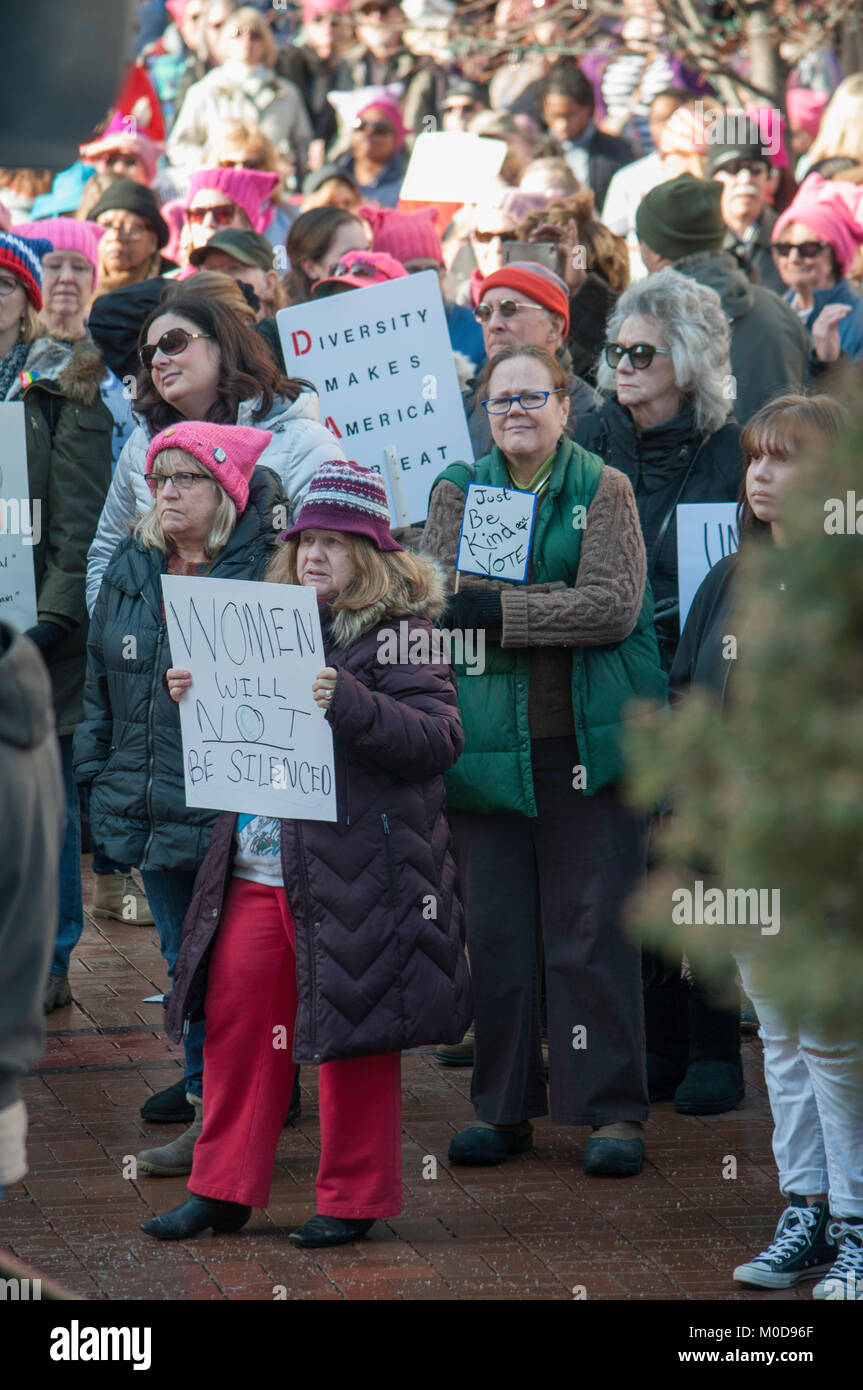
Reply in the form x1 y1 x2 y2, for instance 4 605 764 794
8 334 106 407
328 550 447 649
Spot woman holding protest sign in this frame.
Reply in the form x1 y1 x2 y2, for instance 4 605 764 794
86 295 344 615
422 343 667 1177
74 422 287 1167
140 460 471 1248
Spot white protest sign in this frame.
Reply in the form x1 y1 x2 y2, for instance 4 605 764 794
161 576 336 821
456 483 537 583
398 131 507 205
0 402 38 632
277 270 474 525
676 502 739 629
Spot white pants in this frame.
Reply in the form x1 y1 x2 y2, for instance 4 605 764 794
736 955 863 1218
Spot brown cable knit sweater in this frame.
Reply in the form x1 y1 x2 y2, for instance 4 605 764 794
422 466 646 738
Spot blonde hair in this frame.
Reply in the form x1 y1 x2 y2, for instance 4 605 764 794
806 75 863 168
21 301 48 343
134 447 238 557
266 532 442 637
163 269 257 323
229 6 278 67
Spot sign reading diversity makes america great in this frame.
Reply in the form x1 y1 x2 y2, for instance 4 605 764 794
276 271 474 525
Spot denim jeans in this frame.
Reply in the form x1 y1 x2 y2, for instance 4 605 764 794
140 867 204 1099
736 954 863 1219
52 735 83 977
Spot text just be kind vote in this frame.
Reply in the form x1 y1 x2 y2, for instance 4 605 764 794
167 593 332 794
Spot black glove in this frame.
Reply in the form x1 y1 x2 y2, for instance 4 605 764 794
443 588 503 635
25 620 67 658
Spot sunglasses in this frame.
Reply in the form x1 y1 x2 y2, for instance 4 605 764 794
605 342 672 370
144 471 212 496
187 202 237 226
474 299 543 323
772 240 829 260
228 25 264 39
327 258 383 280
99 219 149 240
483 389 566 415
106 152 142 171
217 157 263 170
353 119 395 137
139 328 212 372
718 159 769 178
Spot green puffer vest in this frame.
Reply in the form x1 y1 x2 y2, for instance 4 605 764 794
435 438 667 816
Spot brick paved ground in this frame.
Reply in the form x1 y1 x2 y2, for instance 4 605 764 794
3 860 817 1303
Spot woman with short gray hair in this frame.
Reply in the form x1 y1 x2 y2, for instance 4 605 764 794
576 266 743 673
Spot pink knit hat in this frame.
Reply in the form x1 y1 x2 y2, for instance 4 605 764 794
786 88 828 139
773 174 863 277
186 168 282 236
79 113 164 186
356 96 407 153
360 204 443 263
145 422 273 513
284 459 402 551
303 0 351 16
17 219 104 288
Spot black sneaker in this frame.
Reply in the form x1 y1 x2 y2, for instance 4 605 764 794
813 1219 863 1300
140 1078 196 1124
733 1197 836 1288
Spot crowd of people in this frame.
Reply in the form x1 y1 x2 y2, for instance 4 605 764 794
1 0 862 1295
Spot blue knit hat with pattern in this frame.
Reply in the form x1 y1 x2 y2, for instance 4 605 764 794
0 230 53 310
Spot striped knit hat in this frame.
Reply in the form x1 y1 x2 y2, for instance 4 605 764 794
0 230 52 310
285 460 402 552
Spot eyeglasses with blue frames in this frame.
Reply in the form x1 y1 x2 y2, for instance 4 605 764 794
482 388 567 415
604 342 672 370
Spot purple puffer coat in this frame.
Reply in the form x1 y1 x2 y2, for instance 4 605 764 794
165 556 473 1064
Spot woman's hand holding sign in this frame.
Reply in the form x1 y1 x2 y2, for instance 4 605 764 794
167 667 192 703
313 667 339 710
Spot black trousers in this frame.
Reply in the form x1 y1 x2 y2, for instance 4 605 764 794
451 738 649 1127
642 949 741 1067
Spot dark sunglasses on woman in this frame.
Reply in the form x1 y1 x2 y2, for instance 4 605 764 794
187 203 236 227
353 119 394 137
771 241 829 260
139 329 212 373
605 342 672 370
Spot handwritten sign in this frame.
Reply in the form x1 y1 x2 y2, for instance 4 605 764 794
277 271 474 526
161 576 336 821
456 483 537 583
0 402 38 632
676 502 740 629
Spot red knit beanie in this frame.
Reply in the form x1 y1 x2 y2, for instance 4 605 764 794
360 204 443 264
479 261 570 336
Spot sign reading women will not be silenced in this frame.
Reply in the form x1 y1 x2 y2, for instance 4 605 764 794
276 270 473 526
162 576 336 821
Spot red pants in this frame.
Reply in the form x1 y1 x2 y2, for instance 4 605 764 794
189 877 403 1216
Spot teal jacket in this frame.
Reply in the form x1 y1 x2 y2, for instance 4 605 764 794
432 438 667 815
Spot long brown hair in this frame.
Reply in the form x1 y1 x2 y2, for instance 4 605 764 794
285 207 367 303
738 393 847 537
134 295 304 432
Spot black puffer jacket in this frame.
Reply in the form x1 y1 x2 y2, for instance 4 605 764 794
166 555 473 1064
575 397 742 669
72 467 286 871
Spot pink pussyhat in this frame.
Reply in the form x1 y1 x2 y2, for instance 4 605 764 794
786 88 828 139
773 173 863 277
302 0 351 17
17 218 105 289
360 204 443 263
186 168 282 236
79 112 164 186
146 422 274 514
356 96 408 153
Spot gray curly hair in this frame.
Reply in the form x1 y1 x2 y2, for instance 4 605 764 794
596 267 733 436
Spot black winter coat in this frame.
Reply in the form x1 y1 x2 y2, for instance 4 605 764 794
72 466 286 871
166 559 473 1064
670 551 739 706
575 397 742 669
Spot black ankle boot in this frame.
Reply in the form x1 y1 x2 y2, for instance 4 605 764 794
141 1193 251 1241
288 1215 375 1248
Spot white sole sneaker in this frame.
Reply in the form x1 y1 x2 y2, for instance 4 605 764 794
732 1259 835 1289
